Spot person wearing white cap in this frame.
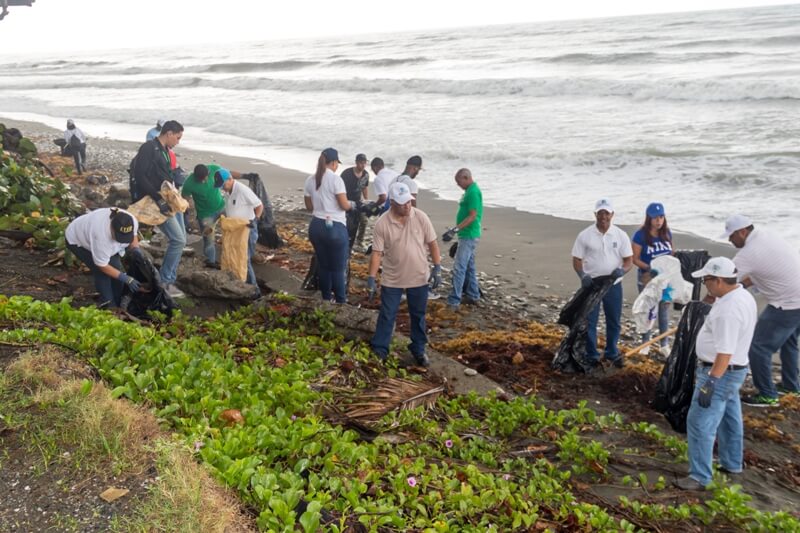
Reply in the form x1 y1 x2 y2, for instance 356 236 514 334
721 214 800 407
368 182 442 367
146 117 167 142
571 198 633 369
674 257 756 490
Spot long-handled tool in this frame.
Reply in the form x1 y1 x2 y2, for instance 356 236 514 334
624 327 678 357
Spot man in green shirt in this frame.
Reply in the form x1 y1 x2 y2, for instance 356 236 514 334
444 168 483 308
181 164 227 266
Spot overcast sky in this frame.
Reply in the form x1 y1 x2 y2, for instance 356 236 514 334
0 0 794 54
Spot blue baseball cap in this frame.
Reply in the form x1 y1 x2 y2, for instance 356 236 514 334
646 202 665 217
213 168 231 188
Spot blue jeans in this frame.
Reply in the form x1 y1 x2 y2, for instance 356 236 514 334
67 243 123 307
246 223 259 290
586 281 623 362
308 217 349 303
687 365 747 486
748 305 800 398
371 285 428 360
197 210 224 263
158 214 187 285
447 238 480 306
637 276 670 346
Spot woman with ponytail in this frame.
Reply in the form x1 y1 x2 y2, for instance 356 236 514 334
304 147 355 303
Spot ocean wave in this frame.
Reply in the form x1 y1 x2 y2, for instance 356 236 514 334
203 60 317 73
544 52 659 64
328 57 431 67
5 75 797 103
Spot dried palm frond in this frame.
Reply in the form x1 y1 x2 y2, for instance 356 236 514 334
335 377 446 424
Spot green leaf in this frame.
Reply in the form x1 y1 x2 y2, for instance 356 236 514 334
79 379 93 396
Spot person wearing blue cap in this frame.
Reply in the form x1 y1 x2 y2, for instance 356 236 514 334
631 202 674 355
218 167 263 293
304 147 357 303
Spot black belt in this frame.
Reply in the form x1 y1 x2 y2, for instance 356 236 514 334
700 361 748 371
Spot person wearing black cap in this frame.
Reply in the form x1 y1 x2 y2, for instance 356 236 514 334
304 147 358 303
340 153 370 250
65 208 143 308
387 155 422 207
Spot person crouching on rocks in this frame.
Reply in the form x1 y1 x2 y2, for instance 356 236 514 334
65 208 144 308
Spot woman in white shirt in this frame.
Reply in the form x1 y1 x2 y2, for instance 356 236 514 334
304 147 355 303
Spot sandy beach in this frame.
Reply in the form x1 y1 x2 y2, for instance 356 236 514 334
3 116 733 319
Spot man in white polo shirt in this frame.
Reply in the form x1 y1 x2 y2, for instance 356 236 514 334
218 169 264 293
571 198 633 369
368 182 442 367
370 157 399 206
720 214 800 407
675 257 756 490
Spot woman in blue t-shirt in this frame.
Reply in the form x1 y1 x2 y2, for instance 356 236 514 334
631 202 674 355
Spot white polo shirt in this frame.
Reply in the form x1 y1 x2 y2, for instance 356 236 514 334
733 227 800 310
695 285 757 366
571 223 633 277
65 207 138 267
373 168 399 199
303 170 347 225
224 180 262 221
387 174 419 198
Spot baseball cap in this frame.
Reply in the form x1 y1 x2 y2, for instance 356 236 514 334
110 210 135 244
691 256 737 279
213 168 231 188
66 119 75 127
407 155 423 167
322 147 341 164
390 182 413 205
646 202 665 217
355 153 368 162
719 214 752 240
594 198 614 213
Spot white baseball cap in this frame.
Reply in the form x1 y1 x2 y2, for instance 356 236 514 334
719 214 752 240
594 198 614 213
691 256 737 279
390 182 413 205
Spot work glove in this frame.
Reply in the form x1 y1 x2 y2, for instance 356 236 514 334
429 264 442 290
697 376 717 408
611 267 625 280
367 276 377 302
156 197 171 216
649 268 660 278
442 227 457 242
580 273 593 289
349 200 357 211
118 272 142 292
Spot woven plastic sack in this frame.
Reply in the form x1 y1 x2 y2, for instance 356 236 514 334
220 216 250 281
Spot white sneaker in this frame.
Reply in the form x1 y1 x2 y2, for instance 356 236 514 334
165 283 185 298
428 291 441 300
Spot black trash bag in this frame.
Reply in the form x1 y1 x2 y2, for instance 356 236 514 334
552 275 616 373
243 173 284 249
121 251 178 319
674 250 710 302
301 254 352 294
346 206 361 249
652 300 711 433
